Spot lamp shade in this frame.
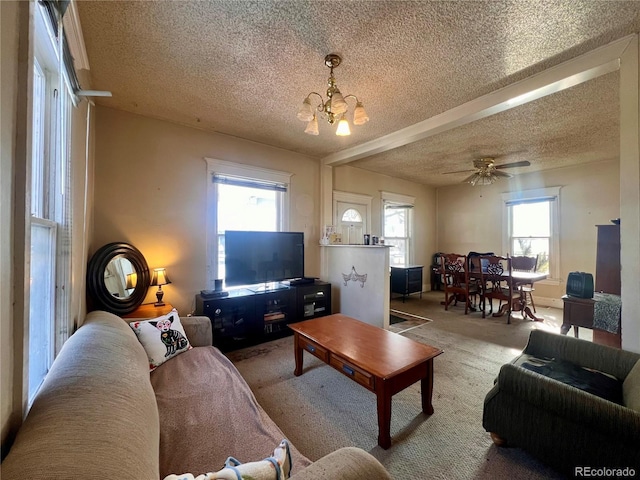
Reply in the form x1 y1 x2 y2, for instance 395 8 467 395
304 115 319 135
125 272 137 290
330 89 348 115
335 118 351 136
150 268 171 286
353 102 369 125
297 96 315 122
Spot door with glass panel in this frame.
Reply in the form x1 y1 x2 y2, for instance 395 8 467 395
335 201 368 245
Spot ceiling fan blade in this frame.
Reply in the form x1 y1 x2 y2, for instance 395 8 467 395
492 170 513 178
443 169 475 175
494 160 531 169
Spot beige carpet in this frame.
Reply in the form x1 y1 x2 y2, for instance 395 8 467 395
227 292 577 479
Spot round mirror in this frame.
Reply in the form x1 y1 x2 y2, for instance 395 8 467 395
87 242 150 315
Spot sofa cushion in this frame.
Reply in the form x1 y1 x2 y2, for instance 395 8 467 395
514 354 623 404
623 360 640 412
151 346 311 479
130 309 192 370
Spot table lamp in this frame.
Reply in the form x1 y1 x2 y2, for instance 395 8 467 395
150 267 171 306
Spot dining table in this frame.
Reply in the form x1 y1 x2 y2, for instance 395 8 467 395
495 271 548 321
460 270 548 321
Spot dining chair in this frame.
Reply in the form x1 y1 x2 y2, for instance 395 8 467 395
479 255 521 324
510 255 538 314
440 253 478 314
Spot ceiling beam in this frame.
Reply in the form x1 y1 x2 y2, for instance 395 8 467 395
322 35 635 167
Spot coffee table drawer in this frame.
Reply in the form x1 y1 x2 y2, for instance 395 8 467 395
330 354 375 390
299 337 328 363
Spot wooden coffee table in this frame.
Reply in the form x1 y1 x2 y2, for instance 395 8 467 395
289 314 443 449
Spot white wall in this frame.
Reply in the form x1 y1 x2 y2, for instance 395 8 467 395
91 107 323 316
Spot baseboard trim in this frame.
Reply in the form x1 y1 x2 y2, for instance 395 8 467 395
533 296 564 309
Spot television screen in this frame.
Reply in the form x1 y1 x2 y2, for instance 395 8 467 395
224 231 304 287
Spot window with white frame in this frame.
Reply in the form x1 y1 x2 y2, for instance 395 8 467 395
502 187 561 282
382 191 415 267
206 159 292 288
28 2 73 403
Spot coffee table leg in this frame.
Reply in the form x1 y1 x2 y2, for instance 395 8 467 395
293 333 303 376
376 382 392 449
421 359 435 415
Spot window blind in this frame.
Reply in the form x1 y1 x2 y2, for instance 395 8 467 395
39 0 81 93
505 196 557 206
213 174 287 192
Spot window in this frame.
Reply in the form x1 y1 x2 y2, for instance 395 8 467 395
382 191 415 267
28 2 73 403
502 187 561 282
206 159 292 288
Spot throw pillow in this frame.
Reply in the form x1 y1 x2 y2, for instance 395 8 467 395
129 309 192 370
163 439 292 480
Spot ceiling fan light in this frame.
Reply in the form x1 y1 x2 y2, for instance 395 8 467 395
297 97 315 122
331 89 348 115
336 118 351 136
304 115 319 135
353 102 369 125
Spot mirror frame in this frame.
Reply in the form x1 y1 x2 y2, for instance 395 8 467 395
87 242 150 315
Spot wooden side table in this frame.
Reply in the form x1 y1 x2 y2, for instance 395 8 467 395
123 303 175 319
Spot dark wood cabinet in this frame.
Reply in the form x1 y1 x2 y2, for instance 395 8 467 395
595 224 621 295
391 266 424 302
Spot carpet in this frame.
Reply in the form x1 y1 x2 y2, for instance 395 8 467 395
227 292 567 479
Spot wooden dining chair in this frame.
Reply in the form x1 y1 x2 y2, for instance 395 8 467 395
511 255 538 314
479 255 521 324
440 253 478 314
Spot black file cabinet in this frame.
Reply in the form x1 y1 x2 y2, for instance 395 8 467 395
390 266 424 302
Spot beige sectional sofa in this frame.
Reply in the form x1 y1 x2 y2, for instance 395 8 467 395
2 310 392 479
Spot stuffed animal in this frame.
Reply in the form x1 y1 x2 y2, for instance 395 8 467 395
164 439 292 480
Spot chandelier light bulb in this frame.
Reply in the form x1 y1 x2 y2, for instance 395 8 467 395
335 118 351 136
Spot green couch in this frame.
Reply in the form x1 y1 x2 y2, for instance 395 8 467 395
483 329 640 475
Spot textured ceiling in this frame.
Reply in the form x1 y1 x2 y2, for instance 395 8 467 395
76 1 640 187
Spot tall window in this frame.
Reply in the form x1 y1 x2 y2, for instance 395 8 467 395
503 187 560 282
28 2 73 403
382 191 415 267
206 159 292 288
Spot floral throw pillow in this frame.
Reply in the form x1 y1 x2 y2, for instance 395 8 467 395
129 309 192 371
163 439 292 480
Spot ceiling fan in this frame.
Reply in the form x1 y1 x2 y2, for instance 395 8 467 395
444 157 531 186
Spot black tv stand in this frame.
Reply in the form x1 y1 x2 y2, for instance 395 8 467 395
195 280 331 351
248 282 289 293
289 277 316 286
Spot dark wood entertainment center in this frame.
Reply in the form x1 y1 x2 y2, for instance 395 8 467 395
195 280 331 349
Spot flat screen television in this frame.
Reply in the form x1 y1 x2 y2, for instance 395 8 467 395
224 230 304 287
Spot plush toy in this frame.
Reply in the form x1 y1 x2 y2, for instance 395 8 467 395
164 439 292 480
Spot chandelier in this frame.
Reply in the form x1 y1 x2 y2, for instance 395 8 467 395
463 159 513 186
296 54 369 136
